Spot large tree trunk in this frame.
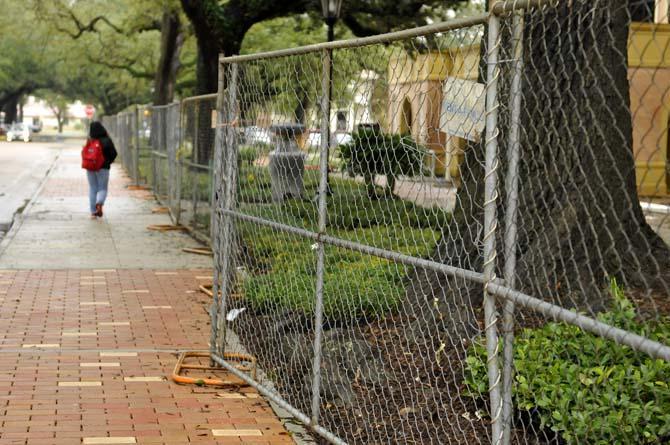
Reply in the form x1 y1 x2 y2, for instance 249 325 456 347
153 10 184 106
2 95 20 124
409 0 670 335
57 112 64 133
195 38 221 95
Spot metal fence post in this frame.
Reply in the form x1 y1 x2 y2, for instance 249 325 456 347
217 63 239 358
483 10 503 445
192 104 200 230
310 48 331 427
151 107 159 194
501 12 525 445
210 66 227 362
116 114 122 168
133 106 141 185
175 104 183 225
208 157 215 239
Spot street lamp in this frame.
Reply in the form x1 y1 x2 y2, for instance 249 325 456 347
321 0 343 43
320 0 342 195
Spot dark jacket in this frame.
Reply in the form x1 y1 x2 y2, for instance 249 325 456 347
99 136 117 170
89 122 117 169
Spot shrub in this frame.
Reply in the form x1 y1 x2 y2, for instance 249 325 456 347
238 145 259 167
464 280 670 444
239 222 437 320
240 172 451 231
338 128 426 198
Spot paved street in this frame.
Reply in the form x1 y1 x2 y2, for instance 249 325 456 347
0 143 294 444
0 141 61 234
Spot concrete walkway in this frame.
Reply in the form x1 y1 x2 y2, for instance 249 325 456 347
0 146 211 269
0 143 294 444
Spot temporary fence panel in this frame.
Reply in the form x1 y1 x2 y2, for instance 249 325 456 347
136 105 151 186
148 104 169 205
166 103 181 221
179 94 218 240
209 1 670 445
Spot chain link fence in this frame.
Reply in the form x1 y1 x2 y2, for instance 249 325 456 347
179 94 217 239
103 96 216 241
102 0 670 443
208 1 670 444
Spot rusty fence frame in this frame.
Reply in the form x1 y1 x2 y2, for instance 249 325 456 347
209 2 670 445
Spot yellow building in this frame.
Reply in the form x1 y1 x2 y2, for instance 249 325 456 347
388 17 670 196
629 21 670 197
388 44 480 179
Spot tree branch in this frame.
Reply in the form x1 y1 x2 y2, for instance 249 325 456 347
85 54 154 80
54 8 124 39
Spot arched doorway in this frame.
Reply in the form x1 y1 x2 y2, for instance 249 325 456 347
400 98 413 135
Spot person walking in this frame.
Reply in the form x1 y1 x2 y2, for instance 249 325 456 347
81 121 117 218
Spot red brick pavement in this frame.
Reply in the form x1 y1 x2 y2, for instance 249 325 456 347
0 269 294 445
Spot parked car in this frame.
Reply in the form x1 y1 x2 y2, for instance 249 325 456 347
305 130 352 149
242 126 272 145
306 129 321 149
0 124 7 137
6 123 32 142
332 131 352 146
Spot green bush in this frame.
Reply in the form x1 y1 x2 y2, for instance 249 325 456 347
238 145 259 167
338 128 426 197
236 160 450 320
464 280 670 444
240 172 450 231
239 223 436 320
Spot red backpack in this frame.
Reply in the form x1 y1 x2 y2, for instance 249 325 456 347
81 139 105 171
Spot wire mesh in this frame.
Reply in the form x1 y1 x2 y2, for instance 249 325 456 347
104 1 670 442
110 110 137 184
179 95 217 240
211 1 670 444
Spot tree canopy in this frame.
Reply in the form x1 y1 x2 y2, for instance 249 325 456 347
0 0 469 120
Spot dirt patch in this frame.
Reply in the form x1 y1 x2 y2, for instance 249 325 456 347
232 302 560 444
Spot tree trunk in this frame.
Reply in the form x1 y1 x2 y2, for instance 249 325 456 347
153 10 184 105
57 112 64 134
408 0 670 333
2 95 19 124
196 39 221 95
294 89 310 126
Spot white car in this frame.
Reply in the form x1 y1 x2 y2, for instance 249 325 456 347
306 130 352 149
242 126 272 145
6 123 32 142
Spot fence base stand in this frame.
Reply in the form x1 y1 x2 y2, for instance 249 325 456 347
172 351 257 386
147 224 187 232
152 207 170 214
127 185 150 191
197 283 242 300
182 247 213 256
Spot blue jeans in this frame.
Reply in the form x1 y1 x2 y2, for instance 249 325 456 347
86 169 110 214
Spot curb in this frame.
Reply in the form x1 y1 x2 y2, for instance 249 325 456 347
641 201 670 215
0 150 61 258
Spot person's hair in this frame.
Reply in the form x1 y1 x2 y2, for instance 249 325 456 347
89 121 109 139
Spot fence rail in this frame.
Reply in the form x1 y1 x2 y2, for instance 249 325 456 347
106 1 670 443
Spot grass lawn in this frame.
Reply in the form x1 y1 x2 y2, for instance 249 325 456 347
237 165 450 320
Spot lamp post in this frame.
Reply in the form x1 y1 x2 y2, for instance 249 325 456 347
322 0 342 43
320 0 342 195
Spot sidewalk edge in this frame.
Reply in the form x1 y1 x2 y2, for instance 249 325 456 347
0 150 61 259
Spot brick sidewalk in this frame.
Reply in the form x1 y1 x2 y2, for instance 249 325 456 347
0 270 293 445
0 146 294 445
